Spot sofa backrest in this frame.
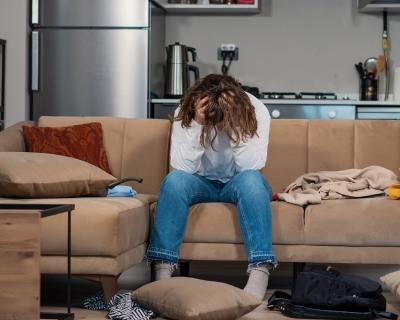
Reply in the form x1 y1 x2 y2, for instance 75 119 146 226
37 117 400 196
0 120 37 152
39 116 172 195
262 119 400 194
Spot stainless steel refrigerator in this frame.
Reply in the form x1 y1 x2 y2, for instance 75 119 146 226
31 0 150 121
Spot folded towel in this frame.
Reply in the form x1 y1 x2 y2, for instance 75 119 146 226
107 185 137 197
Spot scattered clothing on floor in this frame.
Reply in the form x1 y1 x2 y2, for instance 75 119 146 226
107 186 137 197
84 291 107 310
84 291 155 320
276 166 399 206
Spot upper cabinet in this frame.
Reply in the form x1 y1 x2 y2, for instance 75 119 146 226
151 0 260 14
358 0 400 12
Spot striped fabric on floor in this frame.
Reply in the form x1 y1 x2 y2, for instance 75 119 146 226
84 291 155 320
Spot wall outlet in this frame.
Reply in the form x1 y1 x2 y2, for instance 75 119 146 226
217 48 239 60
221 44 236 51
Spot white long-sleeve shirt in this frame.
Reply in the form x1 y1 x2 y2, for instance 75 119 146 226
170 92 271 183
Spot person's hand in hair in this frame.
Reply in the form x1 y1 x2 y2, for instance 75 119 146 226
175 74 258 150
194 96 209 125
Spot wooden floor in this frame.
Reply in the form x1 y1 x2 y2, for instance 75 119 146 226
40 261 400 320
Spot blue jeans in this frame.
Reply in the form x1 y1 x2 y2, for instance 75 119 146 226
145 169 277 268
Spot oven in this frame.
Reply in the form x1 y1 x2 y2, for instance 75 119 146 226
259 92 356 120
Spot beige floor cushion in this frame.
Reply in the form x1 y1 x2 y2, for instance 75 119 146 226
381 271 400 301
131 277 262 320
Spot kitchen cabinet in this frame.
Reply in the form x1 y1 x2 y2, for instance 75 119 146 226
357 106 400 119
151 0 260 14
358 0 400 12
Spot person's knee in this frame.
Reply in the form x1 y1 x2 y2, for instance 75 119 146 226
162 170 193 191
236 170 265 186
235 170 271 195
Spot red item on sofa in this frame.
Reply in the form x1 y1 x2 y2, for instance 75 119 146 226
237 0 254 4
22 122 113 175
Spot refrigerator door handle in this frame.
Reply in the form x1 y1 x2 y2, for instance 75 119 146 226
32 31 39 91
32 0 40 25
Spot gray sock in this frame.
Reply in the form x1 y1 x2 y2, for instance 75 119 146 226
154 260 174 281
244 263 270 301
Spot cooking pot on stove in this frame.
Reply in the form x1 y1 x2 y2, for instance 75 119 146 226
164 42 199 98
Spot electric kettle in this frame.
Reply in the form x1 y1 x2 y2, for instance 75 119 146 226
164 42 199 98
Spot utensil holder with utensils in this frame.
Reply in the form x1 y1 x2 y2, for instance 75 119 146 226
360 78 378 101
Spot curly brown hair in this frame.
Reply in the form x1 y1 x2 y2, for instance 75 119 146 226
174 74 258 150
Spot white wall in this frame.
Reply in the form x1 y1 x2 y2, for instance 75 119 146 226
164 0 400 99
0 0 29 128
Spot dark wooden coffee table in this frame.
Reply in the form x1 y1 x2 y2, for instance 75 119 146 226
0 204 75 320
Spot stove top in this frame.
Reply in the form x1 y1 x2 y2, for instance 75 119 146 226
261 92 338 100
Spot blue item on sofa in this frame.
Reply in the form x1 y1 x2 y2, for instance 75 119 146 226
107 186 136 197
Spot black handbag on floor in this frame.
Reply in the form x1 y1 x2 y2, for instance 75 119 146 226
267 265 398 320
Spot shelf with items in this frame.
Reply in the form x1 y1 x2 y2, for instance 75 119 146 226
151 0 260 14
357 0 400 12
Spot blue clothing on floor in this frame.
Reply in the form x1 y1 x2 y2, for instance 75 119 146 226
107 186 137 197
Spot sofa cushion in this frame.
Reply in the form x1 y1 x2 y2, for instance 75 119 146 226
150 201 304 245
304 197 400 246
131 277 262 320
381 270 400 302
38 117 172 196
0 197 153 257
22 122 112 174
0 152 116 198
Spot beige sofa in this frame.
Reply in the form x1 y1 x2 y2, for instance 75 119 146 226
1 117 400 302
0 116 171 302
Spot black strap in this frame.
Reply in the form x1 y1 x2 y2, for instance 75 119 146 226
280 302 375 320
372 309 398 320
267 290 292 310
267 291 398 320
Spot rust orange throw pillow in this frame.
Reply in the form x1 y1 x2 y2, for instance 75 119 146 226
22 122 112 175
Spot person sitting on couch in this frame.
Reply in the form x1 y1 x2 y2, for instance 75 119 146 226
145 73 277 301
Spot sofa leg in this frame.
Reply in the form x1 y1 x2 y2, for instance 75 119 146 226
179 260 190 277
76 274 121 303
100 275 120 304
293 262 306 282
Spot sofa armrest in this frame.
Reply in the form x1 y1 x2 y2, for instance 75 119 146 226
0 121 37 152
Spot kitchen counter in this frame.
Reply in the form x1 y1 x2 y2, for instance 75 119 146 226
150 98 400 106
149 99 400 120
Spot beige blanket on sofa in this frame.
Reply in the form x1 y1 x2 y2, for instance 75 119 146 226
277 166 399 206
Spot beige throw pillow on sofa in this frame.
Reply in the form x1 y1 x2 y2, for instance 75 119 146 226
381 271 400 301
0 152 116 198
131 277 262 320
